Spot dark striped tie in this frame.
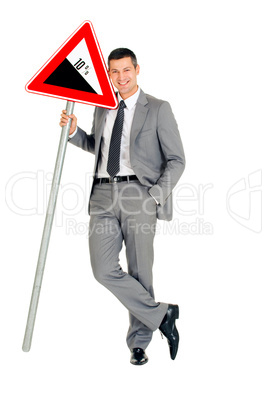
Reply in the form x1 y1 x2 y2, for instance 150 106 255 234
107 100 126 177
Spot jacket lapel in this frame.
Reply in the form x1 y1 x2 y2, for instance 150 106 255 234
93 108 108 173
130 89 149 148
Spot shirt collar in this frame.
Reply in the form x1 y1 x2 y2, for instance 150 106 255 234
118 87 140 110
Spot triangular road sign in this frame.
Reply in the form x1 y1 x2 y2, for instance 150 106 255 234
26 21 118 109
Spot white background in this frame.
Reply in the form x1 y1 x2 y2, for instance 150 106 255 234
1 0 266 400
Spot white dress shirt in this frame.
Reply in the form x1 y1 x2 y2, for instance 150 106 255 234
69 87 140 178
97 87 140 178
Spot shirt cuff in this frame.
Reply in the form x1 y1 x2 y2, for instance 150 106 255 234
148 185 163 205
149 192 160 205
68 127 78 138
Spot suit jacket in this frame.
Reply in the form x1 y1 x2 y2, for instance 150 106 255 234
69 89 185 221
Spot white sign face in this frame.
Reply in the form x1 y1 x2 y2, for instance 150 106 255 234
66 39 103 95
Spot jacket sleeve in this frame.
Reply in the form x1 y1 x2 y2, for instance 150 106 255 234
148 101 185 206
68 108 96 155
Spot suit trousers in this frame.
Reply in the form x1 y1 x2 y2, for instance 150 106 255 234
88 180 168 350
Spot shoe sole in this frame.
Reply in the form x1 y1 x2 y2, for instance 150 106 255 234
130 359 149 366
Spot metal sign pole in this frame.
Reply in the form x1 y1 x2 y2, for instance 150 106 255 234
22 101 75 352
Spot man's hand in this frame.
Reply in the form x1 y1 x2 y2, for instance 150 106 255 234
59 110 77 135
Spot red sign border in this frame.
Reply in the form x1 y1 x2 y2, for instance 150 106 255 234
25 21 118 109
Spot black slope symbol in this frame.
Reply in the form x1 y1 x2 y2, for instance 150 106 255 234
44 58 97 94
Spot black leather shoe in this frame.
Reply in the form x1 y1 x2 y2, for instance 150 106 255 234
130 348 148 365
159 304 179 360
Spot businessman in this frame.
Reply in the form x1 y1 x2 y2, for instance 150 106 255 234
60 48 185 365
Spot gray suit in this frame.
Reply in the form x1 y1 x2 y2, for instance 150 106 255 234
69 89 185 350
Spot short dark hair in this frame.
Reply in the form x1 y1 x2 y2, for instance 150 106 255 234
108 48 138 69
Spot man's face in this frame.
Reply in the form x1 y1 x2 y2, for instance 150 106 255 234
108 57 140 99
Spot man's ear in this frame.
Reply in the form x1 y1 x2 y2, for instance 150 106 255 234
136 65 140 75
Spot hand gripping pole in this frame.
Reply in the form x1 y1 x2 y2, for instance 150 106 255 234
22 101 75 352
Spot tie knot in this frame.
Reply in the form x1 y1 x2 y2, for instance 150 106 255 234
119 100 126 109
